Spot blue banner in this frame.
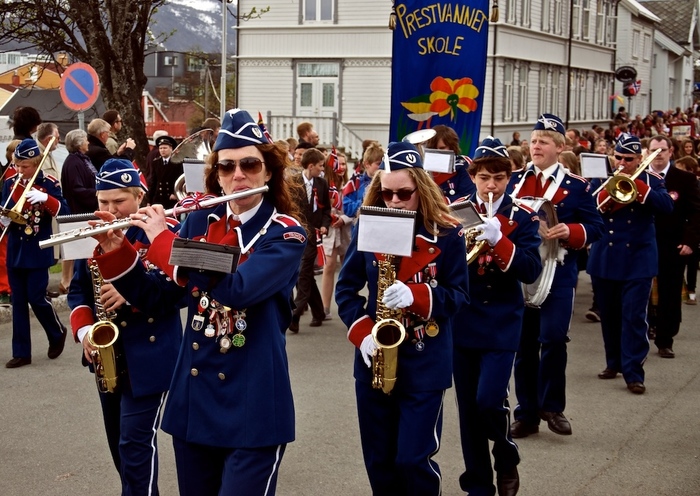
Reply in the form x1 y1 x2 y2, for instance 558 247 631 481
389 1 490 157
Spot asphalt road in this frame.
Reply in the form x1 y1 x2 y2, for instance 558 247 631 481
0 273 698 495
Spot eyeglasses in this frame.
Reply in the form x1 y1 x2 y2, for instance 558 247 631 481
614 155 636 163
214 157 264 175
381 188 417 202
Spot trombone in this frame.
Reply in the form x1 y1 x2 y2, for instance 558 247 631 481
596 148 661 211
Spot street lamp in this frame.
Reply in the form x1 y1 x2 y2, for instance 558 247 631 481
220 0 234 119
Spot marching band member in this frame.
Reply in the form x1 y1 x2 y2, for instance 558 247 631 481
98 109 306 495
335 141 469 495
586 135 673 394
67 158 184 494
146 135 182 210
508 114 603 438
1 139 69 368
453 138 542 496
424 124 476 203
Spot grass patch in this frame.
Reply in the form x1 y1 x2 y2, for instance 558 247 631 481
49 263 61 274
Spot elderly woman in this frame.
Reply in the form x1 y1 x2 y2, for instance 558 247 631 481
90 109 307 495
61 129 99 216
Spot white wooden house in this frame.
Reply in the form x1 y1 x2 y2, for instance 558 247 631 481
235 0 682 152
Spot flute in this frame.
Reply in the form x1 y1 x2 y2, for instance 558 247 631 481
39 186 269 249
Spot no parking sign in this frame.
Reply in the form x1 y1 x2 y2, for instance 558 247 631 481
59 62 100 111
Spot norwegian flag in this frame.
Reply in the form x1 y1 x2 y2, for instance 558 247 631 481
257 112 273 142
329 184 342 210
328 145 341 173
131 161 149 191
629 80 641 96
315 228 326 267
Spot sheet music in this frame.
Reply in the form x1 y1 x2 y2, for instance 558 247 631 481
357 207 416 257
422 149 455 173
183 159 206 194
579 153 610 179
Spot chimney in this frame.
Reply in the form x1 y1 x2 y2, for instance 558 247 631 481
11 70 19 86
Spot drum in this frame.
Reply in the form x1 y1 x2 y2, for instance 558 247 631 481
516 197 560 307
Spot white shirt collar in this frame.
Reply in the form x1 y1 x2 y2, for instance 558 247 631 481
476 193 505 213
652 162 671 177
226 198 263 226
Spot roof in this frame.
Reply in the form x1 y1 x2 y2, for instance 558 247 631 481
0 88 106 138
641 0 698 46
622 0 662 23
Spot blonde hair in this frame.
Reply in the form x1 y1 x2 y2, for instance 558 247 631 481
531 129 565 146
559 151 580 175
5 139 22 165
362 142 384 166
363 168 455 234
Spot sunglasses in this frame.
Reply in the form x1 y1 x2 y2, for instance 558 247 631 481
381 188 417 202
614 155 636 163
214 157 264 174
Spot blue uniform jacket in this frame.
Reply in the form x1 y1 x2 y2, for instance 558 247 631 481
68 226 184 398
2 170 69 268
454 199 543 351
587 171 673 280
336 222 469 392
342 172 372 218
432 155 476 204
144 199 306 449
509 164 604 288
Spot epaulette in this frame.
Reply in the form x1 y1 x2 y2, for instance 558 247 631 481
565 171 588 184
44 173 60 183
647 170 664 180
273 213 302 228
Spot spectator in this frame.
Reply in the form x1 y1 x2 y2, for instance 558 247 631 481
559 150 581 176
297 121 320 146
10 106 41 140
511 131 521 146
507 146 525 171
36 123 61 181
86 118 135 170
102 109 123 154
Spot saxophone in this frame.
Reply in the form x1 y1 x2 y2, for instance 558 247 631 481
371 254 406 395
87 259 121 393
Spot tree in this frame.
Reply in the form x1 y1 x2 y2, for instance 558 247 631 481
0 0 266 165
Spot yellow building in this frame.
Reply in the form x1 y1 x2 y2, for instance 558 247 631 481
0 62 63 90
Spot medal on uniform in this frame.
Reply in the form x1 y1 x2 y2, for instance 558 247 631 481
235 318 247 331
425 320 439 337
415 341 425 351
448 181 455 196
220 336 232 352
24 225 32 235
232 333 246 347
204 323 215 338
413 325 425 351
199 294 210 310
191 314 205 331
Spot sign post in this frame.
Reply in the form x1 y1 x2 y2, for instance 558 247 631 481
59 62 101 131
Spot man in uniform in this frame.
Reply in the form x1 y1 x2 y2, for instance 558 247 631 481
508 114 603 438
587 135 673 394
146 135 183 210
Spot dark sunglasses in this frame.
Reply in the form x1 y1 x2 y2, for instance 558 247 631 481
214 157 264 174
381 188 417 202
614 155 636 163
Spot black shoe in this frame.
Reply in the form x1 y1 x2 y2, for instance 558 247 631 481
598 368 619 379
48 327 67 359
539 411 572 435
46 290 59 299
658 347 675 359
496 466 520 496
585 308 600 322
309 319 323 327
288 315 300 334
6 357 31 368
510 420 539 438
627 382 646 395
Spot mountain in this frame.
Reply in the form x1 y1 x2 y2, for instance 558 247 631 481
151 0 238 54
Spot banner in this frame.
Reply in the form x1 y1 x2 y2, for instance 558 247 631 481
389 1 490 157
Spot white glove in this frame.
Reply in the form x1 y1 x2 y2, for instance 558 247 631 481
25 189 48 204
360 334 379 368
475 216 503 246
0 216 10 228
382 280 414 310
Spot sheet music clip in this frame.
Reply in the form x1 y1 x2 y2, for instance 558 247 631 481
169 238 241 273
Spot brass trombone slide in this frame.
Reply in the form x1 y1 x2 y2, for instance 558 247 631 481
39 185 269 249
596 148 661 211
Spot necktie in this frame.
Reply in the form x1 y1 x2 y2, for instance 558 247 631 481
306 180 313 203
660 172 665 178
478 202 487 215
228 218 241 247
534 172 545 197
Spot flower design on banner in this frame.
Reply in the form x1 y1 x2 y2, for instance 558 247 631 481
429 77 479 121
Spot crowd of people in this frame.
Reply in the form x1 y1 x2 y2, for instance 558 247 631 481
1 104 699 496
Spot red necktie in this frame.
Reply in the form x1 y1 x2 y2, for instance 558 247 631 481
227 218 241 247
534 173 545 197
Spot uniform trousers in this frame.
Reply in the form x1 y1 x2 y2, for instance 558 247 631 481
453 348 519 496
653 251 686 349
171 438 286 496
7 267 65 358
355 382 444 496
591 277 651 384
98 381 166 496
0 236 9 294
513 287 574 423
293 240 325 321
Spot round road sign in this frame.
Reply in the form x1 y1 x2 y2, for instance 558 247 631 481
60 62 100 111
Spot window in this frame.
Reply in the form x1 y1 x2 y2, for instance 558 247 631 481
572 0 582 39
522 0 531 27
592 74 601 119
551 68 561 115
554 0 563 35
569 70 579 120
300 83 313 107
632 30 640 58
519 62 530 122
643 33 651 61
507 0 517 24
504 61 514 122
606 7 617 47
538 65 549 116
187 57 205 72
578 71 587 120
582 0 591 40
322 82 335 107
298 63 338 77
542 0 551 32
304 0 333 22
596 0 606 44
164 55 178 66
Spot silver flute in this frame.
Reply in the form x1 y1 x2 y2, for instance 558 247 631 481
39 185 269 249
